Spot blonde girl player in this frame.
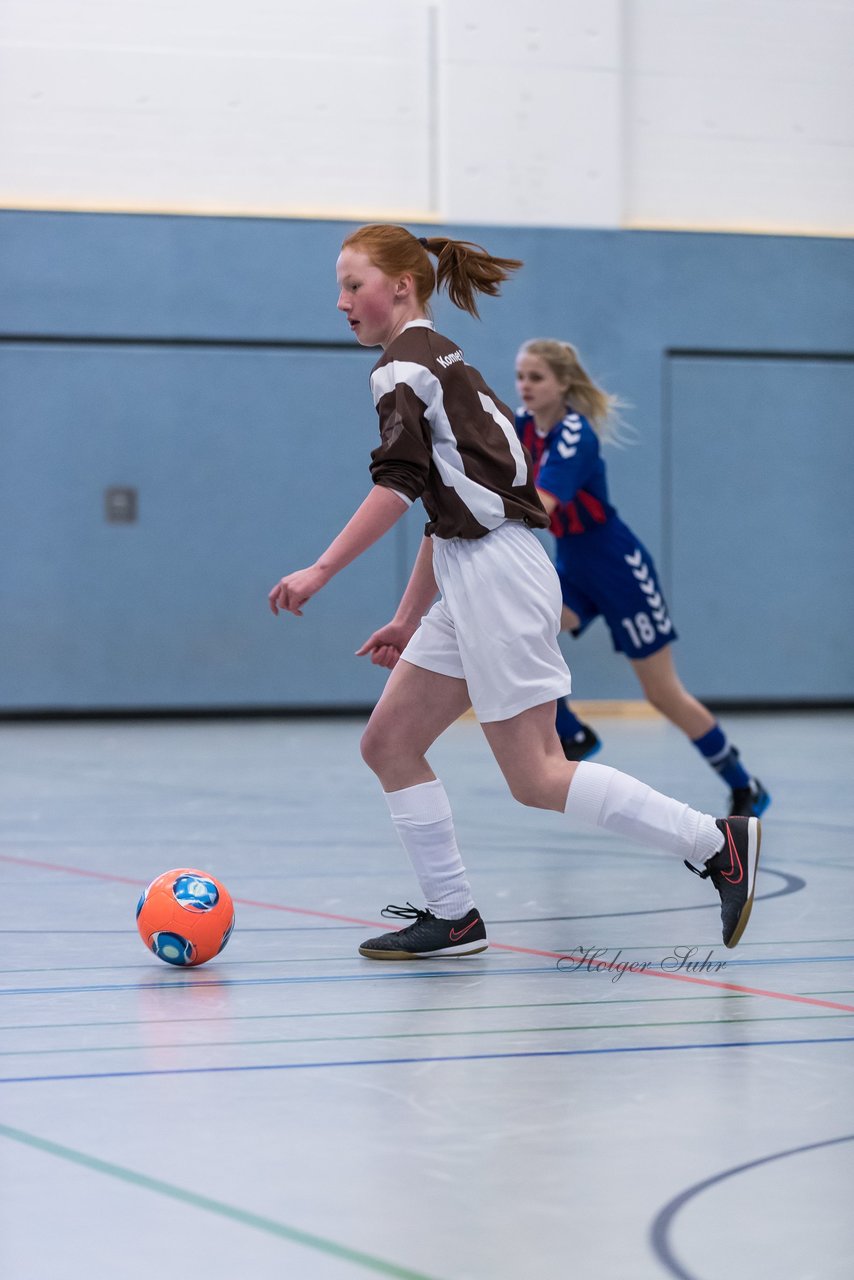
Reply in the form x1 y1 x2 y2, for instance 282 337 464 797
515 339 770 820
268 224 762 959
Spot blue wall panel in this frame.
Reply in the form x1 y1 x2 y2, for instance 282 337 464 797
1 211 852 708
0 338 408 709
666 354 854 700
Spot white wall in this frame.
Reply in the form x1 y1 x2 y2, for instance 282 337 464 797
440 0 623 227
623 0 854 235
0 0 437 219
1 0 852 233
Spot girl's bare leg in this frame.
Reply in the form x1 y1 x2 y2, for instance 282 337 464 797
481 700 577 810
630 646 715 739
482 701 723 866
360 660 476 922
359 659 471 790
630 646 767 814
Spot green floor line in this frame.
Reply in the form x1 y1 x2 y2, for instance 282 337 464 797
6 986 854 1037
0 1122 443 1280
0 992 762 1034
4 1009 851 1058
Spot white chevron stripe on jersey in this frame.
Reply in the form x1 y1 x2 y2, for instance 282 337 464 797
371 361 509 529
556 420 582 460
624 546 673 634
639 579 662 604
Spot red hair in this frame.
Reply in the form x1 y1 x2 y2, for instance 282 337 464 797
341 224 522 318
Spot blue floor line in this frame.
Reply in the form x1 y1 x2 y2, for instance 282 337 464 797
2 1035 854 1085
2 952 852 981
2 951 854 998
0 965 560 997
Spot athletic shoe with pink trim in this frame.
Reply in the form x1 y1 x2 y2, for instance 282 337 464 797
686 815 762 948
359 903 487 960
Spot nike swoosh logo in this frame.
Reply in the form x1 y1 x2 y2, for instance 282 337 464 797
720 825 744 884
449 917 480 942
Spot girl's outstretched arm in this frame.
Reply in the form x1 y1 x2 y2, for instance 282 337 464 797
268 486 408 617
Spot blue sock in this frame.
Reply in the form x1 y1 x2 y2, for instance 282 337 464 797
692 723 751 790
555 698 586 739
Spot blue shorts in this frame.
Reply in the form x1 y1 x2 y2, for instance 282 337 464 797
555 518 677 660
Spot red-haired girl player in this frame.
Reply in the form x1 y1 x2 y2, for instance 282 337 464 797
269 225 761 958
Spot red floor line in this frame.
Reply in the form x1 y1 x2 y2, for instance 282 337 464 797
488 941 854 1013
4 853 853 1015
0 853 142 886
234 896 386 926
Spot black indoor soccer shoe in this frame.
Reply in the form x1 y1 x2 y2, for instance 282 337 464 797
729 778 771 819
685 815 761 949
560 724 602 762
358 903 487 961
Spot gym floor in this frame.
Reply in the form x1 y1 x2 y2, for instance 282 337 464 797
1 709 852 1279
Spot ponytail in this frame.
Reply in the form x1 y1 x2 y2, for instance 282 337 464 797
420 236 523 318
342 224 522 318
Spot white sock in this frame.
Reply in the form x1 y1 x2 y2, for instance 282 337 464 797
383 779 476 919
565 762 723 869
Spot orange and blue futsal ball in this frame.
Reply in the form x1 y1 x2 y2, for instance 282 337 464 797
136 868 235 966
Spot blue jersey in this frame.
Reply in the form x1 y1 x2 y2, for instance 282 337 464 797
515 409 617 540
515 407 676 658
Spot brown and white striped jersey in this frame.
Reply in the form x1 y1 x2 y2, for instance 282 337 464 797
369 321 548 540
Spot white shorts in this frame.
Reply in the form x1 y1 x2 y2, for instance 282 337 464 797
401 521 572 722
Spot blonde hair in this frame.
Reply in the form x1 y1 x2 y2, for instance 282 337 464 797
342 224 522 319
518 338 624 440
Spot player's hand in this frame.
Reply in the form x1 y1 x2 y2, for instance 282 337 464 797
268 565 328 617
355 620 416 669
560 604 581 633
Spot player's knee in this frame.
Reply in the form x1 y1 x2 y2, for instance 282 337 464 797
643 684 669 714
358 727 386 773
643 678 688 719
507 776 549 809
360 719 399 775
